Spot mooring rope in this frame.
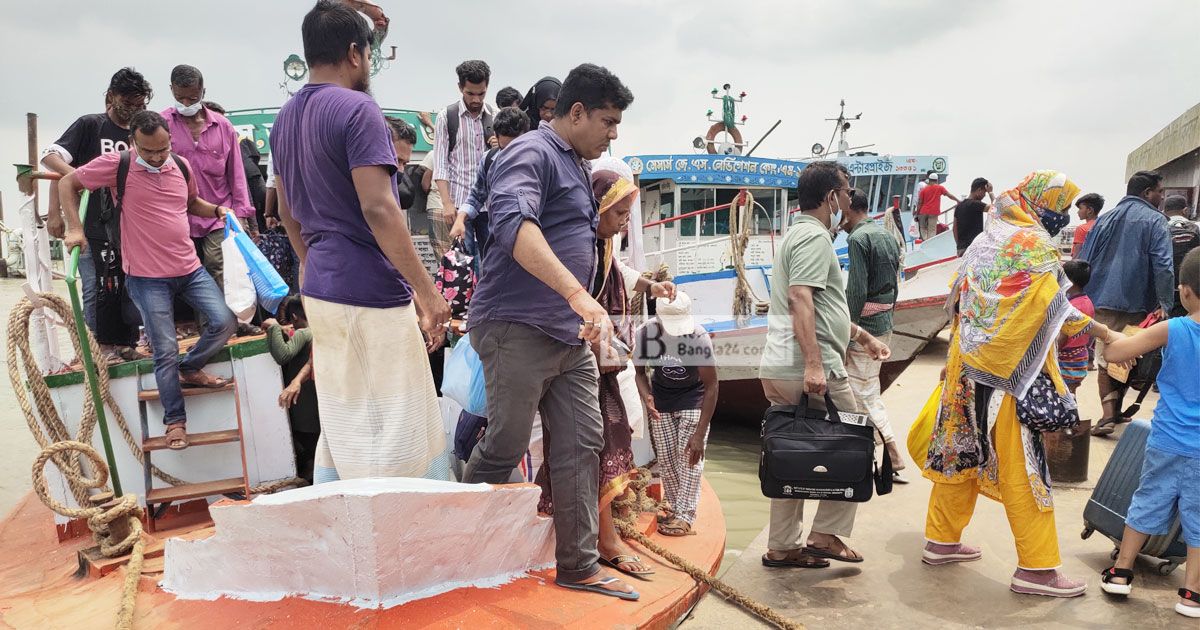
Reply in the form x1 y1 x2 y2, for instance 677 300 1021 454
612 467 805 630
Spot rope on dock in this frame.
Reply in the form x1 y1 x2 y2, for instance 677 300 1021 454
613 468 805 630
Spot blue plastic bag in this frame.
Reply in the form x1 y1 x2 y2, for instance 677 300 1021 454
225 218 289 314
442 334 487 416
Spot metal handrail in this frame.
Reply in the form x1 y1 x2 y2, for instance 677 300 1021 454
642 201 733 229
63 190 124 496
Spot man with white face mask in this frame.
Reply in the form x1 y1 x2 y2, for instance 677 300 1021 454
162 64 257 303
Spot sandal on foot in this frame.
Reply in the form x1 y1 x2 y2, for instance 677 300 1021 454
1099 566 1134 595
599 554 655 579
657 518 694 537
165 424 189 450
761 551 830 569
1091 418 1118 436
803 537 864 563
180 370 230 389
1178 588 1200 618
556 575 639 601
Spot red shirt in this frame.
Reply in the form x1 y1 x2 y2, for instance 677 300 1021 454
1071 219 1096 258
917 183 947 216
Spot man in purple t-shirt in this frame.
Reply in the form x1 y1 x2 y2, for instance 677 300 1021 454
271 1 451 482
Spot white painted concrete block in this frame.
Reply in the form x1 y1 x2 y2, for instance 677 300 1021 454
161 478 556 607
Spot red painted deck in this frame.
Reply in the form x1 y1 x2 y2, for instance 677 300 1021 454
0 480 725 629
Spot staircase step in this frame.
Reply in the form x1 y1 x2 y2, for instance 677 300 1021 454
142 429 241 452
138 382 236 401
146 478 247 505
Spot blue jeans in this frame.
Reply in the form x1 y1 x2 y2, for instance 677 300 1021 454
77 240 99 333
126 268 237 425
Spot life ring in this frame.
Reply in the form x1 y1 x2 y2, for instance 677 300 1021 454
705 122 743 154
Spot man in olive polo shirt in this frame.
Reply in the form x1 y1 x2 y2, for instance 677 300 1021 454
759 161 891 568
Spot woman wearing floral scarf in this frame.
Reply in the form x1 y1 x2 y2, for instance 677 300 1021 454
921 171 1124 598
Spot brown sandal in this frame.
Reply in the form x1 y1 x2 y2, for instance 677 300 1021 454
165 424 189 450
657 518 694 537
179 370 230 389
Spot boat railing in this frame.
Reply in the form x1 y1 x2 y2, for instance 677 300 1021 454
641 191 776 263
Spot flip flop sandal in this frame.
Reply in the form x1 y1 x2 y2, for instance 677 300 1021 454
803 543 864 564
555 576 640 601
165 425 189 450
1091 418 1118 436
657 519 695 537
599 554 655 578
180 371 230 389
1178 588 1200 618
761 553 830 568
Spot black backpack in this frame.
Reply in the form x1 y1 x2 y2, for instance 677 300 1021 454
1169 218 1200 285
444 102 494 155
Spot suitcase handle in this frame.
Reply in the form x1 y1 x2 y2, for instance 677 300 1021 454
797 392 842 421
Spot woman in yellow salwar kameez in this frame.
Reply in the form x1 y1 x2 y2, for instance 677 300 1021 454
921 171 1123 598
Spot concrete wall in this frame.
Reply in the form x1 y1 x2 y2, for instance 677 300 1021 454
1127 101 1200 180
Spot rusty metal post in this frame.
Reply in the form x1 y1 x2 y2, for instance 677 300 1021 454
26 113 38 216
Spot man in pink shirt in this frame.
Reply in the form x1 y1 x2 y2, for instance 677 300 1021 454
61 110 237 450
162 64 257 293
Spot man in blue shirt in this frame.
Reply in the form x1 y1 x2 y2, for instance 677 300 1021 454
1078 170 1173 435
462 64 639 601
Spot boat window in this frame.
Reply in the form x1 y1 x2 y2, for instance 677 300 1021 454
679 188 715 237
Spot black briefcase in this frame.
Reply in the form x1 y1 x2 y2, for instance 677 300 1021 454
759 392 880 502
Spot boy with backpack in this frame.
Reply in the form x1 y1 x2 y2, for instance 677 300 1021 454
1165 195 1200 318
1098 247 1200 619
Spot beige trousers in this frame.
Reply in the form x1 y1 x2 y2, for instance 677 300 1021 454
762 375 863 550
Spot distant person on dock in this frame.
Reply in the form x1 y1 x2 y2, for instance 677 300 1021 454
841 190 906 482
41 67 152 362
495 86 522 109
163 64 259 333
449 106 530 262
521 76 562 129
1098 247 1200 619
759 161 891 568
462 63 641 601
270 0 452 481
1077 170 1173 436
1165 195 1200 318
923 170 1123 598
633 291 718 535
916 172 959 241
1071 192 1104 258
953 177 991 256
433 59 495 257
60 110 239 451
1057 260 1095 394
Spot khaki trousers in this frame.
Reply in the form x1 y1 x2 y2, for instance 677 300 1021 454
762 375 863 550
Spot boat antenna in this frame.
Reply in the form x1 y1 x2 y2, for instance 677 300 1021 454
821 100 862 158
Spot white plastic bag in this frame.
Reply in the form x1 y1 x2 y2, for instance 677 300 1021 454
617 361 646 439
222 231 256 324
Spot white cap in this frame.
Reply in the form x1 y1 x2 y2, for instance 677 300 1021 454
657 292 697 337
928 173 939 181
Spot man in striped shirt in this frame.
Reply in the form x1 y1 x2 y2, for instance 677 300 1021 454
433 59 495 256
841 190 906 480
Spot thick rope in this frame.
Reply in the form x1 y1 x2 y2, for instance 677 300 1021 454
729 191 766 325
612 468 804 630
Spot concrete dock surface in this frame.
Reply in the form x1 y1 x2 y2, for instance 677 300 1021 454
686 333 1194 629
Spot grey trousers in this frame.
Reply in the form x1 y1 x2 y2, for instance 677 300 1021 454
463 320 604 583
761 375 863 550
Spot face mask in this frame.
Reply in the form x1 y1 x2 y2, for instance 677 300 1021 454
1037 207 1070 237
174 100 202 117
829 195 844 234
135 155 161 173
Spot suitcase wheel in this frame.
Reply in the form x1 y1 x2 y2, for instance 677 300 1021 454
1157 561 1178 576
1080 526 1094 540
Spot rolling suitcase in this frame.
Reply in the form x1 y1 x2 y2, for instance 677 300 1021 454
1081 419 1186 575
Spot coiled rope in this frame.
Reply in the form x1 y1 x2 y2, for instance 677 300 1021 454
9 291 305 629
612 468 804 630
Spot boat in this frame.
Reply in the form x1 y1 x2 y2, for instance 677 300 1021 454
621 100 959 419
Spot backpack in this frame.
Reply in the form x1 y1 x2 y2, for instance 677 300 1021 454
102 150 192 249
445 102 495 155
1169 217 1200 284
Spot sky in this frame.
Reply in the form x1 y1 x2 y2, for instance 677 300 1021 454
1 0 1198 225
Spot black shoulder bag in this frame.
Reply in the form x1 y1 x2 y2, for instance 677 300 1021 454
759 392 892 502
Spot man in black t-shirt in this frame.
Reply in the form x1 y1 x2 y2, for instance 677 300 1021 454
42 67 153 356
953 177 992 256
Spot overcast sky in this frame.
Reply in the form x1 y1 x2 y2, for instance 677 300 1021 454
2 0 1198 223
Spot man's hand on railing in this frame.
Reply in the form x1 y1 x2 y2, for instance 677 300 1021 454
64 227 87 254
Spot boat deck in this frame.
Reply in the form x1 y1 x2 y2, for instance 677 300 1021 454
0 479 725 629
